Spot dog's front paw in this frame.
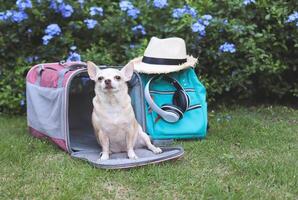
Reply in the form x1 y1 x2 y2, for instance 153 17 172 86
152 147 162 154
128 150 138 159
98 153 109 161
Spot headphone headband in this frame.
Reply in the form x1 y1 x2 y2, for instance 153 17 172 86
151 75 184 92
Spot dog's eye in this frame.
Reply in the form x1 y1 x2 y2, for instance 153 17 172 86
114 75 121 80
98 76 104 81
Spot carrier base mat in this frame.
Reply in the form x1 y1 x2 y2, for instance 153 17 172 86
70 130 184 169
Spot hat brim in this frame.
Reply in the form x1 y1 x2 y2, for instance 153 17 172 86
127 56 198 74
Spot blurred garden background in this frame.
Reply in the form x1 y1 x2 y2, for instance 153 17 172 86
1 1 298 199
0 0 297 114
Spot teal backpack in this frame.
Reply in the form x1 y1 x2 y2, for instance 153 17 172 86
140 68 208 140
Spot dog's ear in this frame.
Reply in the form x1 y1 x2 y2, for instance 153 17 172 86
121 63 134 81
87 61 99 81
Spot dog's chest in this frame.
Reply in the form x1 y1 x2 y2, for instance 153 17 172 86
100 107 133 124
102 121 133 153
97 107 135 153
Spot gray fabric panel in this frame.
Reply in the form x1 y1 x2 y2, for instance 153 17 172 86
71 147 184 169
26 82 65 139
152 139 174 146
129 73 145 128
35 64 44 85
70 129 100 151
57 68 70 88
67 74 95 151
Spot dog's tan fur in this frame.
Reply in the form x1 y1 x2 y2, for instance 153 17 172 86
87 61 162 161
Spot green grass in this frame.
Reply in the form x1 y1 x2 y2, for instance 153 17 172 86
0 106 297 200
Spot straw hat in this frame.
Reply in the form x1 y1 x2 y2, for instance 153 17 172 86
127 37 197 74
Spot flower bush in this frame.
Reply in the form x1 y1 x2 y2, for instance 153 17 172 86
0 0 297 114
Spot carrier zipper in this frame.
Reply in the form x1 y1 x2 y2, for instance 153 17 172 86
133 72 147 131
150 88 195 94
65 68 87 154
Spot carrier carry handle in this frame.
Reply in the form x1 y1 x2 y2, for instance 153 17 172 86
66 63 87 70
59 60 87 70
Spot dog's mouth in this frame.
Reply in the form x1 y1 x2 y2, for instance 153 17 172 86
104 85 114 90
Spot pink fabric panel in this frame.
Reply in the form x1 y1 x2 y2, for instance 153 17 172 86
29 126 46 138
26 65 39 84
26 62 83 88
26 63 61 85
62 61 85 86
28 126 68 152
40 68 59 87
62 70 76 87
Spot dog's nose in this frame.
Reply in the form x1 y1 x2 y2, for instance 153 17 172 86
104 79 111 85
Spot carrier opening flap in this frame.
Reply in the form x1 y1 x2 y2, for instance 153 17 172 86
71 146 184 169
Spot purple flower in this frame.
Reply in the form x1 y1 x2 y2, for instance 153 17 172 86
132 24 146 35
90 6 103 16
191 22 206 36
49 0 73 17
11 10 28 23
26 56 34 63
127 7 140 19
0 10 28 23
0 10 13 21
201 14 213 26
119 1 140 19
202 14 212 21
16 0 32 10
67 52 81 62
26 55 39 62
59 3 73 18
172 5 197 19
172 8 185 19
77 0 84 7
119 1 134 11
219 42 236 53
20 99 25 107
49 0 59 11
243 0 255 5
84 19 98 29
153 0 168 9
45 24 61 36
186 5 197 18
0 12 6 21
42 24 61 45
190 14 213 37
286 11 298 23
42 35 53 45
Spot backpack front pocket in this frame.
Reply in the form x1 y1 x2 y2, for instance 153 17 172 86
145 89 206 139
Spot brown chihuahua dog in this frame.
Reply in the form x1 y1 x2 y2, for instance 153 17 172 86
87 61 162 161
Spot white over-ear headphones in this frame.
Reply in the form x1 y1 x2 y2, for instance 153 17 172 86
144 75 190 123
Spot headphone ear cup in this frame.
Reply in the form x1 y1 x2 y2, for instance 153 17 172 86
161 104 184 119
173 90 189 112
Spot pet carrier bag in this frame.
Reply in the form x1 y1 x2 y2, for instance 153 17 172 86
140 68 208 140
26 61 183 169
